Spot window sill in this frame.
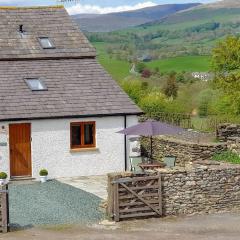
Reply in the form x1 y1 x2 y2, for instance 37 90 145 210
70 147 99 153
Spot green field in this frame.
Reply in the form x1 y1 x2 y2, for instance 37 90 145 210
93 42 211 80
146 56 211 73
93 42 130 81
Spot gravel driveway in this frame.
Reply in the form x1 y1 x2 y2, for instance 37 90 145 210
8 180 104 229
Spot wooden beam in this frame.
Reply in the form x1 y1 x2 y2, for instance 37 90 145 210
158 173 163 216
113 183 120 222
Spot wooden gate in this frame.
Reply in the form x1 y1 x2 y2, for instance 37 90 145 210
0 185 9 233
110 174 162 221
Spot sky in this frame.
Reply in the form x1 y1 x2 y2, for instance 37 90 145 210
0 0 220 14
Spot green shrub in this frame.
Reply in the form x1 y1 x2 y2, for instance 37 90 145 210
120 79 143 104
197 89 215 117
136 62 147 73
0 172 7 179
212 151 240 164
39 169 48 176
139 92 167 115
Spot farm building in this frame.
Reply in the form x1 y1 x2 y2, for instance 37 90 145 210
0 6 142 179
191 72 212 81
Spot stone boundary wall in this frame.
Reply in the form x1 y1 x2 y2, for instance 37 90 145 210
142 137 227 166
217 123 240 142
0 184 9 233
160 165 240 216
108 164 240 219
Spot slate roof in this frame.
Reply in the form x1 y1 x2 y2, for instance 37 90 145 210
0 6 96 60
0 57 142 121
0 6 142 121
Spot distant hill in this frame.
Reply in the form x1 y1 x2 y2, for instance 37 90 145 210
142 0 240 29
199 0 240 9
72 3 201 32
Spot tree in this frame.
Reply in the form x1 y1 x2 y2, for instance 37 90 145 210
176 72 185 83
120 79 143 104
141 69 151 78
197 89 215 117
163 75 178 99
139 92 167 116
212 36 240 114
135 62 147 73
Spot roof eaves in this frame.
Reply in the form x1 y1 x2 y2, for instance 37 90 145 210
0 5 64 10
0 112 144 122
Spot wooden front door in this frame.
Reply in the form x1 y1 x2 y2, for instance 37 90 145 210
9 123 32 177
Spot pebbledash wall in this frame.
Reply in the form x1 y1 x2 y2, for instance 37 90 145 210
0 115 138 179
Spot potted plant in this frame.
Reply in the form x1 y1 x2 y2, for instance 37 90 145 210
39 169 48 183
0 172 7 185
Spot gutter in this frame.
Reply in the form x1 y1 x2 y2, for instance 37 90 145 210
0 112 143 123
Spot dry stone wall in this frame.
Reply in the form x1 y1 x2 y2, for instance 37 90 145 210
0 184 8 233
217 123 240 154
142 137 227 166
217 123 240 141
108 164 240 219
160 165 240 215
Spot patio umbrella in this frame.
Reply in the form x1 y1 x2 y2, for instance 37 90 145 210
118 120 185 159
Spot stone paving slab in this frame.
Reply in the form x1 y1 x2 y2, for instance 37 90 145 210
58 175 108 200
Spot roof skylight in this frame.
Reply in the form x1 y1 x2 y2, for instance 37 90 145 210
25 78 47 91
39 37 55 49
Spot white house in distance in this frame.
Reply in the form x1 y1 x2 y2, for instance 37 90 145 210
0 6 142 179
191 72 212 81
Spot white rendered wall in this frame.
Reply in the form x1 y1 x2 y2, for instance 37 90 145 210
0 115 138 179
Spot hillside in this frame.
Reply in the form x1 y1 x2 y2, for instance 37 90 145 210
94 42 210 81
76 0 240 81
142 0 240 29
73 3 200 32
199 0 240 8
84 0 240 63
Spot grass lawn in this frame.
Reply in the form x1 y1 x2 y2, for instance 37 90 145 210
146 56 211 73
212 151 240 164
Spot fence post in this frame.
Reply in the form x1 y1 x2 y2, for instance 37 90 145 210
113 182 119 222
1 184 9 233
158 173 162 216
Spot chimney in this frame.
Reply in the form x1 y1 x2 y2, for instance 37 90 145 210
19 24 24 33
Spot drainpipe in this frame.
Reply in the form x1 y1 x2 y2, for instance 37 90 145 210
124 115 127 171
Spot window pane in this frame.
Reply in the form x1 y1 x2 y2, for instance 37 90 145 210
39 37 54 49
25 78 47 91
27 79 44 90
84 124 94 145
71 125 81 146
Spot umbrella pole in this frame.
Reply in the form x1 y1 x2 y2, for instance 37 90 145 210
150 136 153 161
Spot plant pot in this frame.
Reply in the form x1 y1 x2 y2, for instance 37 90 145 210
0 178 6 185
40 176 48 183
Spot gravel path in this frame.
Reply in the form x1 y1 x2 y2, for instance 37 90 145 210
8 180 104 229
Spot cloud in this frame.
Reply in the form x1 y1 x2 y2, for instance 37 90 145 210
66 1 157 15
